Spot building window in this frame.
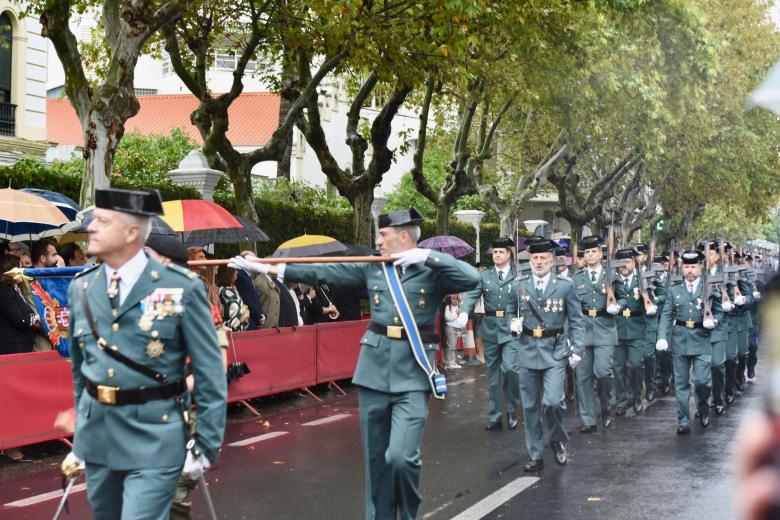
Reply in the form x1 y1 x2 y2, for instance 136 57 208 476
161 53 172 76
212 51 256 72
0 13 15 136
134 88 157 96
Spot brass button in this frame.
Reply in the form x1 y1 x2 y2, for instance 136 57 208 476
162 414 169 422
434 257 440 262
107 368 115 378
420 288 425 293
77 328 83 335
112 309 118 317
151 330 159 338
83 282 88 289
393 317 399 324
111 345 118 351
111 323 119 332
151 270 159 280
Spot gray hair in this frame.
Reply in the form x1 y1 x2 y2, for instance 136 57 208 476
119 213 152 244
398 225 421 244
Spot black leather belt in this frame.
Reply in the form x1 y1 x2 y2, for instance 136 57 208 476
85 378 186 406
620 309 644 319
581 306 609 318
484 310 509 317
521 326 563 339
675 319 704 330
367 321 440 343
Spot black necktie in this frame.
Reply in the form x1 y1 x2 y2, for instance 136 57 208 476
498 270 504 281
590 271 596 283
108 273 121 310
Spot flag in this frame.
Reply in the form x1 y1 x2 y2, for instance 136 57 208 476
24 267 86 357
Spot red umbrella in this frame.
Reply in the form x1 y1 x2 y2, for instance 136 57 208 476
161 200 242 231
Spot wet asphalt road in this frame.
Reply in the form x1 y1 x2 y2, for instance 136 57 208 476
0 365 759 519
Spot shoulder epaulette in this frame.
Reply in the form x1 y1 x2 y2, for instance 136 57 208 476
165 262 199 280
74 263 101 278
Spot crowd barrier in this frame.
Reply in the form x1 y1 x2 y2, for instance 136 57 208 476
0 319 369 450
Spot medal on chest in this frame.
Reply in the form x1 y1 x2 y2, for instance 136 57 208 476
145 339 165 359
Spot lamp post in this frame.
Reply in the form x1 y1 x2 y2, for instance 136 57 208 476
523 219 548 235
370 196 388 243
455 209 485 263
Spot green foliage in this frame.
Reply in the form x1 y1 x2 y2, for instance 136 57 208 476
111 129 198 187
215 177 351 211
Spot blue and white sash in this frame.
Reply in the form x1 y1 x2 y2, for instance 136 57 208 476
382 263 447 399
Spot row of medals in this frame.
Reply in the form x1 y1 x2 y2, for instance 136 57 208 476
138 293 183 359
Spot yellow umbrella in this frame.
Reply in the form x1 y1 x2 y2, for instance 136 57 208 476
271 234 348 258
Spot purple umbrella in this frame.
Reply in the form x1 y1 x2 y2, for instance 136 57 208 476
418 235 474 258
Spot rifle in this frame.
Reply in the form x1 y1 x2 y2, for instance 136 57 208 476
604 224 628 308
725 242 744 299
719 238 732 306
701 240 714 322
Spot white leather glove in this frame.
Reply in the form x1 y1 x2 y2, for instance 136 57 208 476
182 450 211 480
645 304 657 316
703 318 716 329
391 248 431 267
753 291 761 301
510 317 523 334
607 304 620 315
61 451 85 480
734 295 746 306
569 353 582 369
228 255 270 274
655 339 669 351
722 301 734 312
451 311 469 329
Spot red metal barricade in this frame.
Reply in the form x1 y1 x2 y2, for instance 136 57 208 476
315 320 367 384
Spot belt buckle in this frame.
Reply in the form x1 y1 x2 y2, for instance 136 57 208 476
622 309 631 318
686 320 695 329
588 309 597 318
97 385 118 405
495 310 505 318
532 327 544 339
387 326 403 339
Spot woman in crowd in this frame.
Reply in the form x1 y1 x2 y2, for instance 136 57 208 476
0 253 39 355
215 265 250 332
443 294 464 370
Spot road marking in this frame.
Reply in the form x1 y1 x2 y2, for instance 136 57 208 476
302 413 351 426
448 377 476 387
447 477 540 520
228 431 289 447
4 482 87 508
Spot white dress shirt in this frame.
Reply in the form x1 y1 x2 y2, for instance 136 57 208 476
532 272 552 293
586 266 603 282
104 249 149 306
686 278 700 295
495 265 511 280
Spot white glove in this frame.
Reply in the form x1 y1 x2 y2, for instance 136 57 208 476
391 248 431 267
61 451 85 479
607 304 620 315
645 304 657 316
228 255 270 274
569 353 582 369
734 295 746 306
722 301 734 312
182 450 211 480
510 317 523 334
753 291 761 301
655 339 669 351
451 311 469 329
703 318 715 329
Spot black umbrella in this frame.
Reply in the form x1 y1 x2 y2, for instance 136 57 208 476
182 215 270 244
342 243 378 257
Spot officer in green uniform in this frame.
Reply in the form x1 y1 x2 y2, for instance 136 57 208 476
700 240 731 416
652 254 674 395
230 208 479 520
733 251 755 389
461 237 520 430
614 248 651 415
62 188 227 520
571 235 626 432
745 254 762 381
656 250 721 434
634 244 660 402
514 238 586 471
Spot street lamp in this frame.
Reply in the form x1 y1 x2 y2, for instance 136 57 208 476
455 209 486 263
523 219 548 235
370 196 388 242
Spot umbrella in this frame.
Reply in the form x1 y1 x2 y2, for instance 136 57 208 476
58 206 177 244
182 215 270 244
0 188 77 241
342 243 377 257
20 188 81 221
161 199 242 232
272 234 348 258
418 235 474 258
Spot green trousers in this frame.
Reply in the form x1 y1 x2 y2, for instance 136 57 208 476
574 344 614 427
614 341 644 408
483 340 520 422
518 365 568 461
672 353 712 427
358 387 429 520
85 463 182 520
710 340 727 405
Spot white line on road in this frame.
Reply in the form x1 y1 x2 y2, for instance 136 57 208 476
448 377 476 387
447 477 540 520
228 431 289 447
301 413 351 426
4 482 87 508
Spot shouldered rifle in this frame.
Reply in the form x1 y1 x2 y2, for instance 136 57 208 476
725 242 744 298
604 225 628 307
718 238 732 306
701 240 714 322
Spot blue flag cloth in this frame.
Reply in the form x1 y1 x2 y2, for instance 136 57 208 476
24 266 86 357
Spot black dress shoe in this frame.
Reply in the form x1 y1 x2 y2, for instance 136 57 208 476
737 382 746 392
748 367 756 379
580 425 597 434
485 421 502 431
633 399 643 414
677 425 691 434
602 414 613 428
615 407 626 417
715 404 725 416
725 393 735 405
700 410 710 428
523 459 544 472
695 410 701 419
551 441 568 465
646 389 655 402
507 413 519 430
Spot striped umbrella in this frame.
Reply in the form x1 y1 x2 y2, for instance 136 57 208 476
272 234 348 258
20 188 82 221
161 199 242 232
418 235 474 258
0 188 78 241
183 215 270 244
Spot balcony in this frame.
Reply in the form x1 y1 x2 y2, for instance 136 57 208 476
0 101 16 136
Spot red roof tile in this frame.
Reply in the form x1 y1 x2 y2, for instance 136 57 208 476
47 92 280 147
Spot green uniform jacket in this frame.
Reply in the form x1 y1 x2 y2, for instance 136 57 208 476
657 278 723 356
571 268 628 352
707 267 729 343
68 257 227 469
616 273 646 341
735 278 755 332
461 268 516 345
515 273 586 370
285 252 480 393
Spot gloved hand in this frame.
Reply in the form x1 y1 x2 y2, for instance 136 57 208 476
607 304 620 315
510 317 523 335
722 301 734 312
61 451 85 480
703 318 716 329
734 295 746 306
656 339 669 351
182 450 211 480
753 291 761 301
569 353 582 369
451 312 469 329
645 304 657 316
228 255 269 274
391 248 431 267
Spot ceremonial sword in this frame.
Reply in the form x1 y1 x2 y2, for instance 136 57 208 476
51 477 78 520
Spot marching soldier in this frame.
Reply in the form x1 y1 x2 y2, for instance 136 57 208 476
700 240 731 415
62 188 227 519
653 253 674 395
461 237 520 430
656 250 721 433
745 254 761 381
635 244 659 401
514 238 586 471
230 208 479 520
733 251 755 389
571 235 625 432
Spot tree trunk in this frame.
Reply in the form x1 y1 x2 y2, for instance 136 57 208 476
229 164 260 223
276 96 294 180
80 122 116 206
436 202 451 235
350 189 374 247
